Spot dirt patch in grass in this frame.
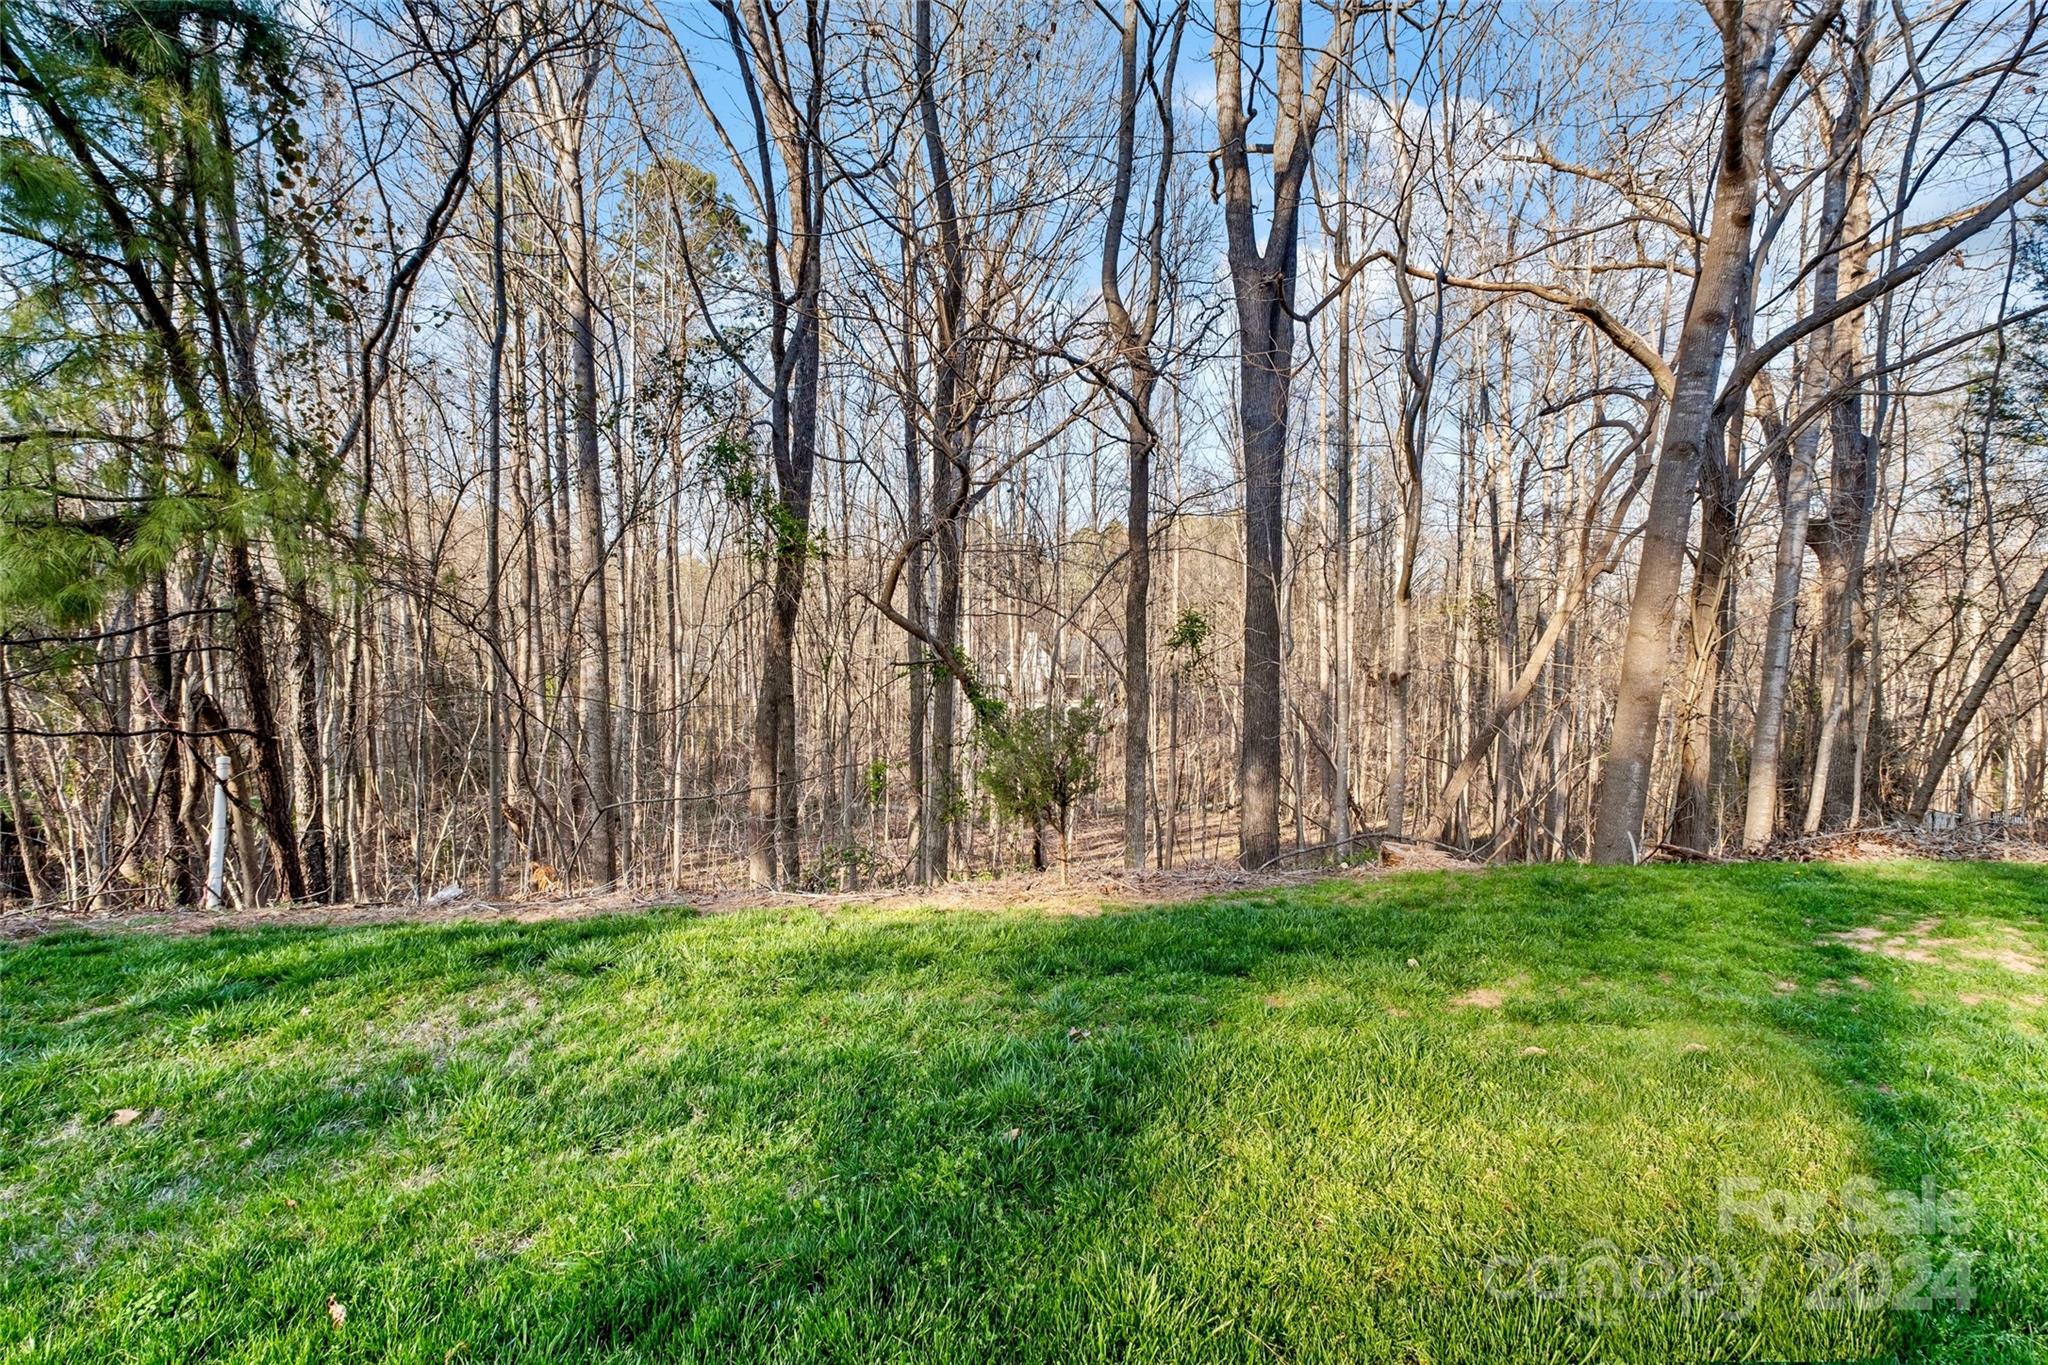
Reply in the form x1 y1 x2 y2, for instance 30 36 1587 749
1450 974 1529 1010
1822 916 2043 976
373 990 542 1061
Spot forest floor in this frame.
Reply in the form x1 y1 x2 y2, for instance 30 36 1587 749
2 861 2045 1362
4 818 2040 944
0 844 1465 942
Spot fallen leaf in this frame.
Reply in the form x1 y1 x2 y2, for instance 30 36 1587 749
108 1108 141 1127
328 1296 347 1329
1519 1045 1547 1056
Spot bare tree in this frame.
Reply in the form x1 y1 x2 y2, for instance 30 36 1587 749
1101 0 1187 869
1214 0 1363 869
532 31 621 884
1590 0 1836 864
667 0 832 887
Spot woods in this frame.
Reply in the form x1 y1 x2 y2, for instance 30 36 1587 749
5 0 2048 908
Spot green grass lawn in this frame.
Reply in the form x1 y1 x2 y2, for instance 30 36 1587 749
2 862 2044 1363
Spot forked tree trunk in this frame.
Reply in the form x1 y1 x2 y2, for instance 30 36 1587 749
1591 0 1787 863
1213 0 1356 869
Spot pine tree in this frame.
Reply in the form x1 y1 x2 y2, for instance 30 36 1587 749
0 0 342 904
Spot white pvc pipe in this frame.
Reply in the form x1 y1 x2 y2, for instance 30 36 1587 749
205 754 230 910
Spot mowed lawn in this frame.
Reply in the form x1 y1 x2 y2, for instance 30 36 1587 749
2 863 2044 1363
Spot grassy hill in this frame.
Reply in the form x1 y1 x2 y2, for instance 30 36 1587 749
2 862 2044 1362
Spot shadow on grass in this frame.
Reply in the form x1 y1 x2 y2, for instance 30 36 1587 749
1753 861 2048 1365
1 862 2044 1362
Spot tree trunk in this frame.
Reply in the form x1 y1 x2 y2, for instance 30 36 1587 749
1422 581 1587 842
1123 386 1154 868
1670 438 1738 852
914 0 971 883
146 573 196 906
1101 0 1184 870
1742 438 1819 848
1740 58 1865 847
1591 1 1784 863
557 107 619 885
291 589 330 902
1910 560 2048 819
732 0 825 890
929 462 963 880
1330 267 1354 856
901 250 929 884
1236 304 1289 870
484 104 509 900
1212 0 1353 869
1804 168 1877 833
226 543 306 902
0 645 45 904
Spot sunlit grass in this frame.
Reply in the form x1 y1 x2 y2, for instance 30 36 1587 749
1 861 2043 1361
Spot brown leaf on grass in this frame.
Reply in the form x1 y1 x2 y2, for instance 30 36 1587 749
108 1108 141 1127
328 1296 346 1329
